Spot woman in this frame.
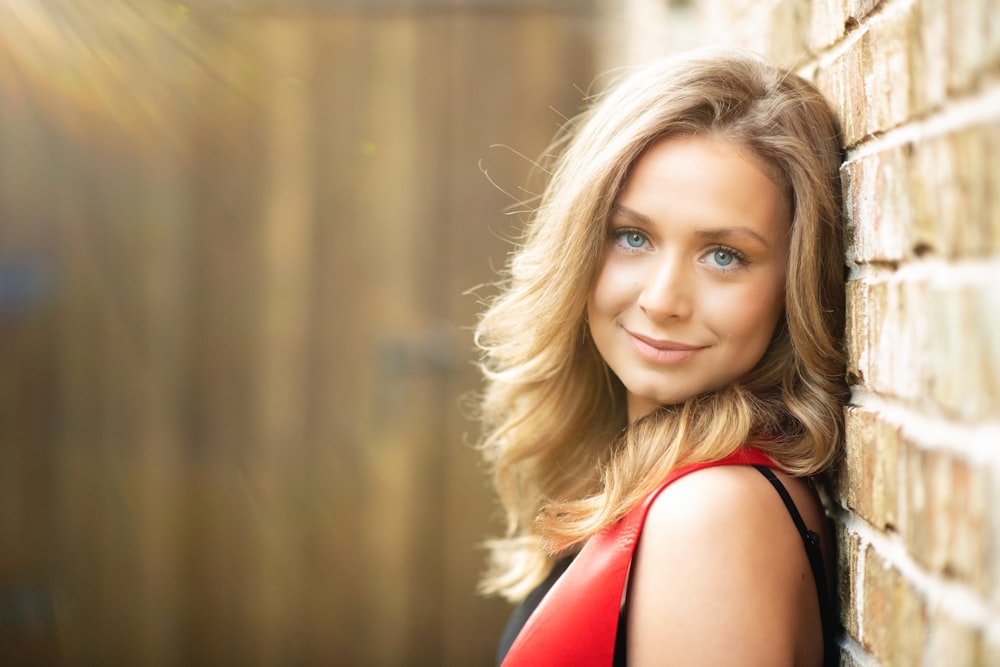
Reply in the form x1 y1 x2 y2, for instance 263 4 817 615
476 49 847 666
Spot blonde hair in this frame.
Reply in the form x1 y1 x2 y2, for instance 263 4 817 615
475 49 848 601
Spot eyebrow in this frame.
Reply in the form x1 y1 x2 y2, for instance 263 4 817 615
611 204 771 247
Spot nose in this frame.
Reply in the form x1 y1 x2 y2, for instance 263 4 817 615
637 253 693 321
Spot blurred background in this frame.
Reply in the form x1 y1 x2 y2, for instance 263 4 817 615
0 0 703 665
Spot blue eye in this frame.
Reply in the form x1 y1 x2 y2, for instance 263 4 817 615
625 232 645 248
711 249 734 266
704 246 748 270
613 229 648 249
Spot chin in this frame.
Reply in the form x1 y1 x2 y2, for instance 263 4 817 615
653 392 694 407
628 390 694 419
631 380 734 415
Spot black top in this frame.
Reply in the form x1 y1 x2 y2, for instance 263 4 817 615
496 466 838 667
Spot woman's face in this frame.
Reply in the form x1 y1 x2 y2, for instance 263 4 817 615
587 135 791 421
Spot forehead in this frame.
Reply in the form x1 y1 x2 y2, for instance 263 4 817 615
616 135 791 233
630 131 791 205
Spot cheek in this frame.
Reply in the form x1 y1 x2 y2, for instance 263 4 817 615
586 270 606 330
712 281 785 342
589 262 631 315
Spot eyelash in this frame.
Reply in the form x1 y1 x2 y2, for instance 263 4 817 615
610 228 650 251
609 228 752 271
703 245 751 271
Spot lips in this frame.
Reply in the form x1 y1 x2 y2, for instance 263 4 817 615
626 330 705 364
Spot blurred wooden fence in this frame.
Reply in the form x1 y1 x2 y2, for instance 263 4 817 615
0 2 595 665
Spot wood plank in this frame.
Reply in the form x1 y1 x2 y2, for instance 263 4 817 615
0 4 597 665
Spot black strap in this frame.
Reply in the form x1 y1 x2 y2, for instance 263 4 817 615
753 465 839 667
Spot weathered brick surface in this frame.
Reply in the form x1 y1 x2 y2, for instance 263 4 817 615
838 649 865 667
927 281 1000 421
813 35 869 146
946 0 1000 94
861 544 928 665
843 272 1000 420
838 406 900 530
809 0 846 52
900 439 994 595
865 3 918 134
818 2 918 146
842 124 1000 263
846 0 880 25
698 0 812 68
913 0 950 115
842 148 909 264
844 279 866 385
837 522 862 638
924 606 985 666
844 278 930 407
911 126 1000 260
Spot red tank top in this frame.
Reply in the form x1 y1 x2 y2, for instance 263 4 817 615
500 447 779 667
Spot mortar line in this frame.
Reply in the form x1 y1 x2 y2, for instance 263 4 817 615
848 389 1000 463
837 512 1000 631
801 0 909 71
845 84 1000 161
839 633 881 667
846 257 1000 284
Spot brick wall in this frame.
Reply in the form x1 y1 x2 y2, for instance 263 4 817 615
601 0 1000 663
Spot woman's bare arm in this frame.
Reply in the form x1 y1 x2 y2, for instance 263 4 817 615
626 465 824 667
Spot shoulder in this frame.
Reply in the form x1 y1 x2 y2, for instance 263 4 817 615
646 463 795 538
639 464 807 579
625 464 818 666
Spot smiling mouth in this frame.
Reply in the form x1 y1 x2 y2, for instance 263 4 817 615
626 331 706 364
